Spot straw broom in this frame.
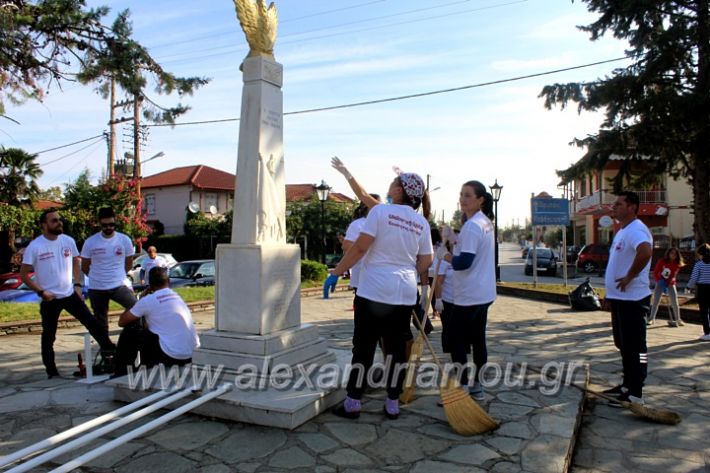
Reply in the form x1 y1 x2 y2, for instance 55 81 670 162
585 386 682 425
409 306 499 436
400 258 441 404
519 363 682 426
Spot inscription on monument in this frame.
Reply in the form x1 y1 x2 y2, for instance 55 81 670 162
262 108 282 130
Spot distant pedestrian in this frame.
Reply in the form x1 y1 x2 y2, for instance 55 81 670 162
113 267 200 377
438 181 496 401
81 207 137 331
602 191 653 406
139 246 169 285
647 247 684 326
687 243 710 341
20 210 116 378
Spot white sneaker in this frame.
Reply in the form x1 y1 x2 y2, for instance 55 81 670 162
699 334 710 341
469 383 485 401
627 394 644 405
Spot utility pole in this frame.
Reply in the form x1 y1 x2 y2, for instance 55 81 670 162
133 93 142 181
108 77 116 176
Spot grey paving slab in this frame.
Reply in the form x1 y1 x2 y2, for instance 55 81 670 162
2 292 708 472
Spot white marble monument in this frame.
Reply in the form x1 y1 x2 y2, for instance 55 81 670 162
112 0 343 429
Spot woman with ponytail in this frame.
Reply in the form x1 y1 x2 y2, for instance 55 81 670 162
438 180 496 401
330 159 433 420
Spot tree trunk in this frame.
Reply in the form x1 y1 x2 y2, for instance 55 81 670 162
693 0 710 245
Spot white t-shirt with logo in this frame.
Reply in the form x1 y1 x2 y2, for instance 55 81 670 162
129 288 200 359
437 259 455 303
344 217 366 288
452 211 497 306
23 234 79 298
142 255 169 281
357 204 433 305
605 218 653 300
81 232 135 290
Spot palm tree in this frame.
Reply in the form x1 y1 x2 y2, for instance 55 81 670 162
0 147 43 206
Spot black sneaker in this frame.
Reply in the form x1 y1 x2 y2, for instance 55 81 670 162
46 368 60 379
601 384 627 395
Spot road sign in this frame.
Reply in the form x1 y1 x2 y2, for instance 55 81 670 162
531 198 569 226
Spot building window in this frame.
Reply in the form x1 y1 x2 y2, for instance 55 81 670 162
204 193 218 213
145 194 156 216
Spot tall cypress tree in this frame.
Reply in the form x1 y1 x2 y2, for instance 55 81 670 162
540 0 710 244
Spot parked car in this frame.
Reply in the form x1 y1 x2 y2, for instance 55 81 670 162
565 245 581 264
127 253 178 284
0 275 89 303
0 272 33 292
522 245 544 259
576 244 609 273
168 260 215 288
524 248 558 276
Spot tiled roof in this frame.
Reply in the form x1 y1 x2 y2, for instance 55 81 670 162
142 165 235 191
36 200 64 209
142 166 354 203
285 184 353 203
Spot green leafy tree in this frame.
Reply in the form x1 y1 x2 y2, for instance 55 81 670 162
1 0 208 123
286 198 355 261
37 185 63 201
0 146 42 205
540 0 710 244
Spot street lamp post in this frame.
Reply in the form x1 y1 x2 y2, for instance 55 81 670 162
315 180 331 264
490 179 503 281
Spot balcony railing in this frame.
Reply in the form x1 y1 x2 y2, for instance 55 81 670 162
573 189 667 213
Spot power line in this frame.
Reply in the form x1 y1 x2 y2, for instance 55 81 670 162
146 0 389 51
39 136 106 166
46 139 105 186
33 134 105 155
158 0 523 66
147 56 629 127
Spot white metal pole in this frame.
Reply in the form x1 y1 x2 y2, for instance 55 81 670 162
6 387 197 473
51 384 232 473
0 388 175 468
532 226 538 288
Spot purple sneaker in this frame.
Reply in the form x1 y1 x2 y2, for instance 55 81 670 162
333 396 361 419
384 398 399 420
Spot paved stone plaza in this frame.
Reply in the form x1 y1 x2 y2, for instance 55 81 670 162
0 293 708 472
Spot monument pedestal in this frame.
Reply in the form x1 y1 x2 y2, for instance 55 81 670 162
111 50 344 429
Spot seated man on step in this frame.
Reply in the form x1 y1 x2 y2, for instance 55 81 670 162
113 267 200 377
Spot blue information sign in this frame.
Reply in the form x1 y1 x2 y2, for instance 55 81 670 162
531 198 569 226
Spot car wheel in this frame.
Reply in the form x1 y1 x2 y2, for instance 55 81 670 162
582 261 597 273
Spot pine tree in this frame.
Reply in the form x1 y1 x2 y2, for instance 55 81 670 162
540 0 710 244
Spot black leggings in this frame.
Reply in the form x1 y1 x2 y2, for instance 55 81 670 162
449 302 490 387
346 296 412 400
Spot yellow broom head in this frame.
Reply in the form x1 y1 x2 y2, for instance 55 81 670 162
439 382 498 436
400 335 426 404
626 402 682 425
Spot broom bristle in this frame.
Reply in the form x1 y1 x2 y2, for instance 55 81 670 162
626 402 682 425
439 385 498 436
400 335 425 404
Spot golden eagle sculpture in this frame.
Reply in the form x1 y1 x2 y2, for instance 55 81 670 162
233 0 278 61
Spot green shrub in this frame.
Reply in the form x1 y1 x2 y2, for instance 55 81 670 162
301 259 327 282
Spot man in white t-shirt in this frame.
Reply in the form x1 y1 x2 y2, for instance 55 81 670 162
139 246 169 284
20 210 116 378
113 267 200 377
81 207 137 331
603 191 653 406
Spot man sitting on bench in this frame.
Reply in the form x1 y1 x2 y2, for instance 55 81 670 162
113 267 200 377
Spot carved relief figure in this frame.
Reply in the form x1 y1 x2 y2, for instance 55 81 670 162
257 153 285 243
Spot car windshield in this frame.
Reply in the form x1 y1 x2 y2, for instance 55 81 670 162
527 249 552 259
169 262 201 279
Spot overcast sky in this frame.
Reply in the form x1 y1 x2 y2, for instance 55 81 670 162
3 0 629 227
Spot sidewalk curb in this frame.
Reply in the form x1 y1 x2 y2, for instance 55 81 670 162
0 285 352 336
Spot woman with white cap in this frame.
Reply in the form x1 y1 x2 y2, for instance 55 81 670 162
330 158 433 420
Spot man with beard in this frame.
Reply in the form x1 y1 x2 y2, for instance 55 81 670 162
81 207 137 332
20 210 116 378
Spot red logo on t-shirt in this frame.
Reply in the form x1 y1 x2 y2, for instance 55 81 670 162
62 247 72 258
114 246 124 256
